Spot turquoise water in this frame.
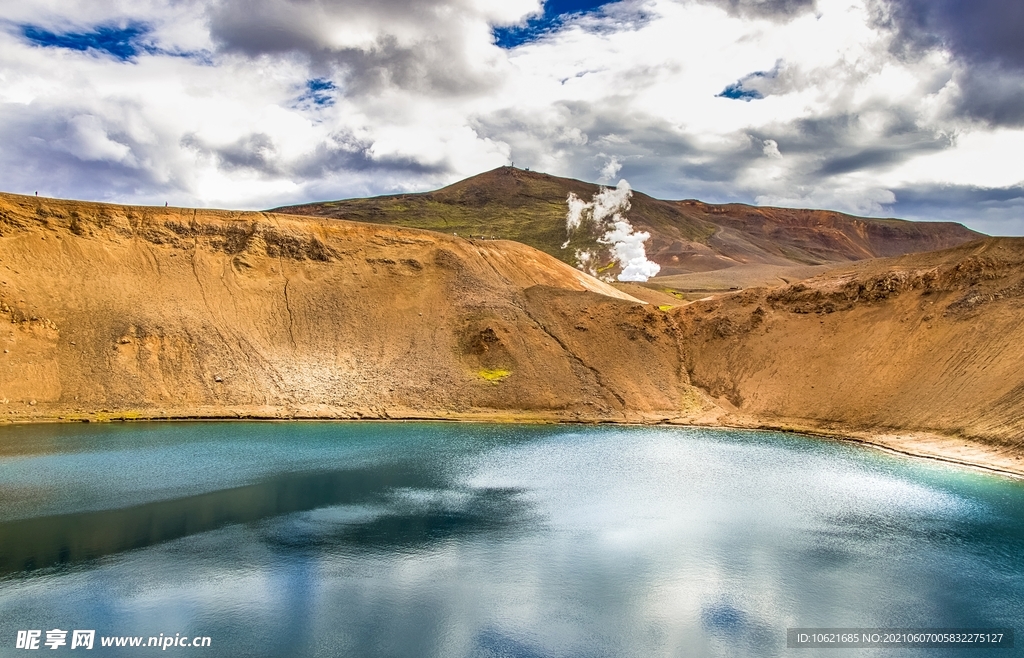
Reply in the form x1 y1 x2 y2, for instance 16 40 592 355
0 422 1021 657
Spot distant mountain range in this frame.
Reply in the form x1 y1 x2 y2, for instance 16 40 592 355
274 166 982 280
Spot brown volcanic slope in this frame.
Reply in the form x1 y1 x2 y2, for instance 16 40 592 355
673 237 1024 471
1 191 1022 473
0 192 701 423
274 167 982 279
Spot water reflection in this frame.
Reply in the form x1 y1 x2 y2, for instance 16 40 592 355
0 465 533 575
0 423 1022 658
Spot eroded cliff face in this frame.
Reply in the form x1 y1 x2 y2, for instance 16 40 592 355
0 193 708 423
1 192 1022 473
673 238 1024 455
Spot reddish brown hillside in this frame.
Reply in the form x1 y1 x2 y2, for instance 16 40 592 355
669 200 981 266
275 167 982 278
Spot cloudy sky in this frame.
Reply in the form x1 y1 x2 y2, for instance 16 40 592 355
1 0 1022 234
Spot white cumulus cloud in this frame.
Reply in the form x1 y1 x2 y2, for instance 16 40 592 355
762 139 782 159
0 0 1021 234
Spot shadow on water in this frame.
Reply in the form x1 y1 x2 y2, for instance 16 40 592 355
0 463 532 576
262 486 534 555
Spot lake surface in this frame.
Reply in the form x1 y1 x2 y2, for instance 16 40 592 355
0 422 1021 657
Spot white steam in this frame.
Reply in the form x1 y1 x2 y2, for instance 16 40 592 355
574 248 598 276
564 192 590 239
561 179 661 282
603 220 662 281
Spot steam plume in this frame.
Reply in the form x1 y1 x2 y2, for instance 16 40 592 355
561 180 661 282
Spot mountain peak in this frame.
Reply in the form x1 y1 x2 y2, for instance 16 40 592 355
273 169 982 282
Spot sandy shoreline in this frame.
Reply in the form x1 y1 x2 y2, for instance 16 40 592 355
2 409 1022 481
732 423 1024 481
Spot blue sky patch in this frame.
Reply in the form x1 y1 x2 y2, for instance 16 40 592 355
493 0 614 49
718 82 764 101
717 62 782 101
299 78 337 108
20 24 152 61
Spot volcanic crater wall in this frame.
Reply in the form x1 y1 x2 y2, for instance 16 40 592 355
0 193 704 423
2 192 1022 465
673 239 1024 449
